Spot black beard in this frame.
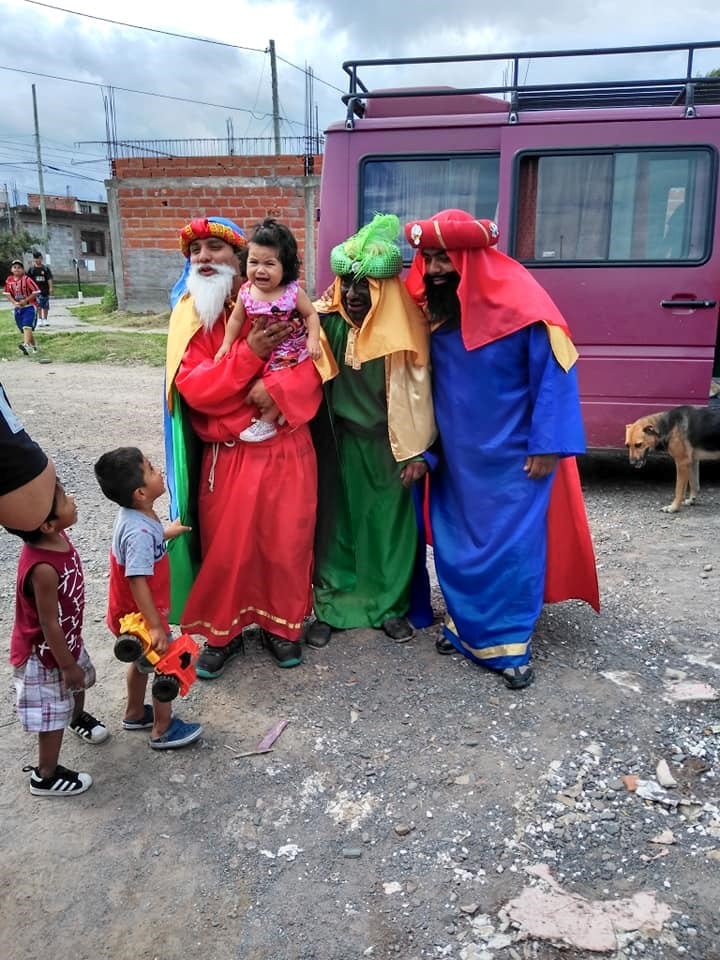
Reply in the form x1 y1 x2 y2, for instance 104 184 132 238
424 273 461 331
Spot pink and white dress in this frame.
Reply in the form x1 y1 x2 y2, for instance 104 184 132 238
240 280 309 371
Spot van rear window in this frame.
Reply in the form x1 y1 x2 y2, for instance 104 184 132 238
516 147 714 263
360 154 500 258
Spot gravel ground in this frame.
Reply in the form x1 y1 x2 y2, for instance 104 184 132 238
1 360 719 960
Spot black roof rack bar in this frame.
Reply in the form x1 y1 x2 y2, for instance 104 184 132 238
340 75 720 106
341 40 720 103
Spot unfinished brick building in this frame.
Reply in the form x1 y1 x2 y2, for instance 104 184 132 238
106 154 322 312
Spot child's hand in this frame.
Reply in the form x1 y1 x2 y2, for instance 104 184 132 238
61 661 85 693
307 332 322 360
149 625 169 655
214 343 230 363
164 519 192 540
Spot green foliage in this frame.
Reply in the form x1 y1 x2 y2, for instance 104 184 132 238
0 229 41 274
102 286 118 313
706 68 720 77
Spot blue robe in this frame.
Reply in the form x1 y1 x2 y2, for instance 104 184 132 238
430 322 586 669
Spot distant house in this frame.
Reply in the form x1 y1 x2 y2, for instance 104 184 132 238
6 194 111 283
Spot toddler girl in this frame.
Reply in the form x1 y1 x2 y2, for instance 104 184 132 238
214 218 321 442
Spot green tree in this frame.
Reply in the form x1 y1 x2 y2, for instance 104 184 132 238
0 228 41 262
0 228 41 281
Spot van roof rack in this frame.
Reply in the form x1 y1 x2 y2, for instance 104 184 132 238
341 40 720 126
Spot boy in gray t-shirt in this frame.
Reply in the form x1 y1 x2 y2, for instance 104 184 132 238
95 446 203 750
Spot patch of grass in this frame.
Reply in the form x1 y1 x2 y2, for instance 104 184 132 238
0 329 167 365
67 305 169 329
53 282 106 298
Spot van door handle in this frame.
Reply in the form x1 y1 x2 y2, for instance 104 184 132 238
660 299 717 309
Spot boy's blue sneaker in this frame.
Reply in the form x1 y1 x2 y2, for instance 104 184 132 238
122 704 154 730
149 717 203 750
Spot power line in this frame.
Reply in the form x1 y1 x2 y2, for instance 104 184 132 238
0 63 301 123
23 0 266 54
0 158 105 183
22 0 345 93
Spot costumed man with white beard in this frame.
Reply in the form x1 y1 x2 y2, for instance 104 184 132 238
165 217 333 674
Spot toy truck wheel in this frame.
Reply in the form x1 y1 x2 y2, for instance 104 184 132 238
152 674 180 703
114 633 143 663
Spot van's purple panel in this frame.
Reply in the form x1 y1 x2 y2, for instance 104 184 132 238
318 105 720 446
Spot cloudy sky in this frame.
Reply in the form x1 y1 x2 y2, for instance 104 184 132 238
1 0 719 203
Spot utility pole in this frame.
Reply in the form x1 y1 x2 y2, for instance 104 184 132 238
31 84 48 250
269 39 281 155
2 182 11 230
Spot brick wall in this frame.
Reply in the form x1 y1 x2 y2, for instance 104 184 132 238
107 154 323 312
27 193 77 212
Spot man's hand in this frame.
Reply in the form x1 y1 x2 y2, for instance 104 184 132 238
400 460 428 488
246 379 275 415
523 454 558 479
247 320 292 359
61 661 85 693
164 519 192 541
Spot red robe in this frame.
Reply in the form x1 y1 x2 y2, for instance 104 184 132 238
174 314 322 644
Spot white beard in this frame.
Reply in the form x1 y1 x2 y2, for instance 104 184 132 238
186 262 237 330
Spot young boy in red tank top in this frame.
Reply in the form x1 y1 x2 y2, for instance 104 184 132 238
7 481 108 797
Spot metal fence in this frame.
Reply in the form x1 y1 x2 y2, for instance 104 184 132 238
78 136 324 159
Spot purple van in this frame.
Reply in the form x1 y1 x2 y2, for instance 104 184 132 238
317 41 720 447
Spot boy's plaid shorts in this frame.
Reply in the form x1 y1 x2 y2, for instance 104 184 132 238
13 647 96 733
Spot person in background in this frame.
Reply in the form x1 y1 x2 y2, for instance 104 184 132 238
4 259 39 355
27 252 54 327
404 209 599 690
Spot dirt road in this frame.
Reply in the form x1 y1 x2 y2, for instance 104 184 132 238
1 361 719 960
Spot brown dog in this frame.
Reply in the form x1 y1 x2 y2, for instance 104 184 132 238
625 405 720 513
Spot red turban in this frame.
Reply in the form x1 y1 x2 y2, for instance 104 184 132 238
404 209 574 357
405 215 499 252
179 217 247 258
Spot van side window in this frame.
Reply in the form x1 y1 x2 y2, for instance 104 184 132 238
516 148 713 263
360 154 500 258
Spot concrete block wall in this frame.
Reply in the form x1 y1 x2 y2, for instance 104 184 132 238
107 155 323 312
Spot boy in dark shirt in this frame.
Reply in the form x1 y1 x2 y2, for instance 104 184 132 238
27 251 54 327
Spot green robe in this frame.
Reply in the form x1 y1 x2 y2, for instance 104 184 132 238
312 311 419 629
